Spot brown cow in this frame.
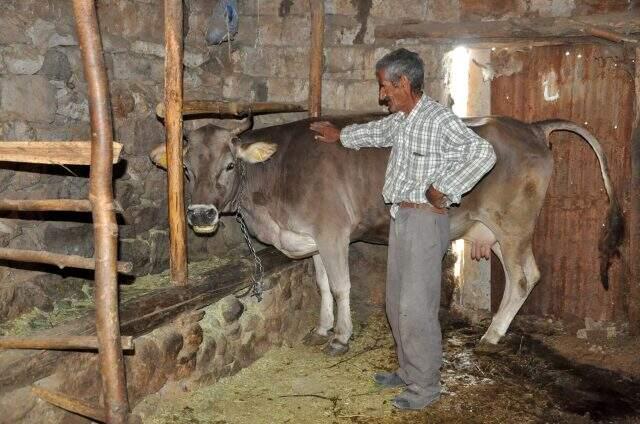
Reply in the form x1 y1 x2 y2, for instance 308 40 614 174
150 115 623 355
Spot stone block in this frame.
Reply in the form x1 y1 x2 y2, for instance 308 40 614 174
428 0 462 21
43 223 94 257
55 86 89 121
0 11 30 44
236 46 285 77
0 75 56 123
324 15 362 46
119 238 152 276
277 47 310 78
370 0 426 19
2 46 44 75
345 80 383 111
223 74 258 100
112 52 164 81
326 46 365 73
325 0 359 16
458 0 524 21
266 78 308 103
39 49 72 81
530 0 576 17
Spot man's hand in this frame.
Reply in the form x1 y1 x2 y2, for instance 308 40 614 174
310 121 340 143
426 184 447 209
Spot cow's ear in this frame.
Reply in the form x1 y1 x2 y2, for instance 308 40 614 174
150 144 168 169
236 142 277 163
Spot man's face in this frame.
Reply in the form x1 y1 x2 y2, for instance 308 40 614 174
376 69 412 113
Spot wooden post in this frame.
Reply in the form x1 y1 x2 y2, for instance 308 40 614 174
164 0 188 285
72 1 129 423
630 48 640 335
308 0 324 118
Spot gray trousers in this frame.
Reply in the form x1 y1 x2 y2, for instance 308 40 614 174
386 207 450 397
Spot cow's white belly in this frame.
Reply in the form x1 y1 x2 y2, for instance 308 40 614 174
276 229 318 259
243 207 318 259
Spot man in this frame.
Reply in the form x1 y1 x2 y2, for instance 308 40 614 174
310 48 496 410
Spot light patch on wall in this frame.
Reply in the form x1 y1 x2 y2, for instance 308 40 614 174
448 46 471 117
542 70 560 102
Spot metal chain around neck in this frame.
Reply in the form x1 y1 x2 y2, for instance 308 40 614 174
232 159 264 301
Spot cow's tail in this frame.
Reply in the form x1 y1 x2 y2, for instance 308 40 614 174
536 119 624 290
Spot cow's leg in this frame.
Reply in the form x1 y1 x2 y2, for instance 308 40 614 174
480 240 540 345
317 240 352 356
303 254 334 346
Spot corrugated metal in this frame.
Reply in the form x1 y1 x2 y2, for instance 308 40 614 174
490 44 632 323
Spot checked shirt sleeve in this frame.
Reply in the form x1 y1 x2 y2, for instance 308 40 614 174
340 114 399 150
432 116 496 206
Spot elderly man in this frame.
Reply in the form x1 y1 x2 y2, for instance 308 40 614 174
310 48 496 410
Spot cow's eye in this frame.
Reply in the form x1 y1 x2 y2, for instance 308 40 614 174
226 162 235 171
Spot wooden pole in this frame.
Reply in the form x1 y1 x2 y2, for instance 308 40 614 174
32 386 107 423
308 0 324 118
0 336 134 351
0 248 132 273
156 100 306 118
72 1 130 423
164 0 188 286
630 48 640 335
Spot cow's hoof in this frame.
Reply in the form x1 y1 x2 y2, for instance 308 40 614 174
302 328 332 346
323 340 349 356
474 340 507 356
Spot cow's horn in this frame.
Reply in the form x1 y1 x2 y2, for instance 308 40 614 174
229 116 253 135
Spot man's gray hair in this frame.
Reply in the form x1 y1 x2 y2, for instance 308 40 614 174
375 48 424 93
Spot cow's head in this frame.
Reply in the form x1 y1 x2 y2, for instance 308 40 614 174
150 119 277 234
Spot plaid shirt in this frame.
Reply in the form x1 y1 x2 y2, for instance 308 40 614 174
340 95 496 214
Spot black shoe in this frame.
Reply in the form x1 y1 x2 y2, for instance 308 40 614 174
373 371 405 388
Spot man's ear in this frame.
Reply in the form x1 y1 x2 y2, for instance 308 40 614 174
236 141 278 163
150 144 168 169
399 75 411 92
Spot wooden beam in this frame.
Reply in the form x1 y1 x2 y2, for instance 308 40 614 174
375 12 640 43
164 0 188 286
32 386 106 423
0 336 134 351
0 247 132 274
308 0 325 117
0 199 93 212
630 47 640 335
0 142 122 165
0 248 291 395
156 100 306 118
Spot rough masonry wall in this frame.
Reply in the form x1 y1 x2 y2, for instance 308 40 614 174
0 0 629 321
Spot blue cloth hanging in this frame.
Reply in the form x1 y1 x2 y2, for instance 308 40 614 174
206 0 239 45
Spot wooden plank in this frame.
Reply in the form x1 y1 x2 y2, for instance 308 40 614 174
0 199 92 212
0 142 123 165
0 248 291 395
375 12 640 42
164 0 188 286
32 386 106 423
308 0 325 117
156 100 306 118
630 47 640 335
0 248 132 274
0 336 134 351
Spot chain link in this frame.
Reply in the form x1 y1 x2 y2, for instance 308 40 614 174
232 159 264 301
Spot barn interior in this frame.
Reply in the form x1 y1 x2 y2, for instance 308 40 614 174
0 0 638 423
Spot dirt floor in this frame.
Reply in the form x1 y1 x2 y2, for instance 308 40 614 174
135 304 640 424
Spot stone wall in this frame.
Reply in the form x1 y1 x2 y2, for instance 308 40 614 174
0 0 630 317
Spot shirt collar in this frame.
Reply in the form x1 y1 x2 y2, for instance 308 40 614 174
397 94 428 121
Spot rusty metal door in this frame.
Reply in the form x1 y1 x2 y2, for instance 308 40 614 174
490 44 632 323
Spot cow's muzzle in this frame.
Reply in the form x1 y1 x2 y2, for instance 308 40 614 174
187 204 220 234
